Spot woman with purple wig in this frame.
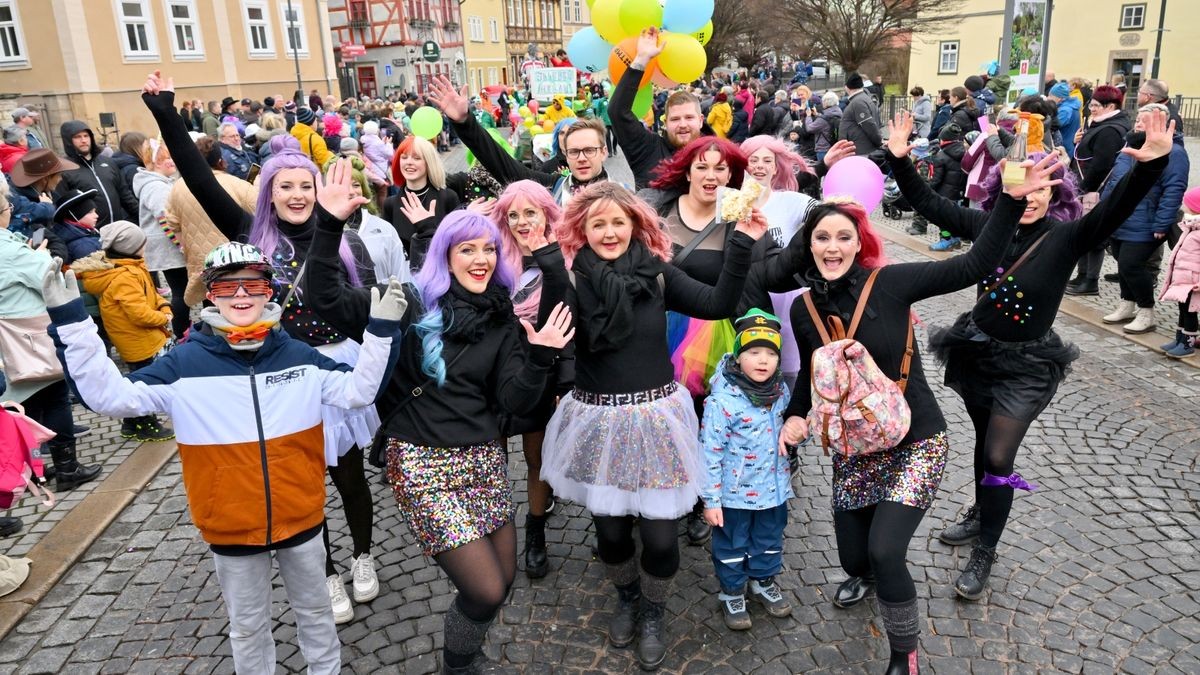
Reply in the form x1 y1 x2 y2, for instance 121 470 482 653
142 72 382 626
884 110 1176 602
303 206 574 673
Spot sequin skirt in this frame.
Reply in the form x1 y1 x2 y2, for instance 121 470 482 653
929 313 1080 422
315 339 381 466
385 439 513 556
541 382 702 519
832 432 949 512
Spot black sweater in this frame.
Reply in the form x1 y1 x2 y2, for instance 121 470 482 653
538 232 755 395
888 150 1168 342
143 90 374 347
380 185 460 270
303 216 559 447
783 193 1027 444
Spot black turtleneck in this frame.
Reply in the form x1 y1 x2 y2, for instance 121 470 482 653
783 192 1027 445
381 183 460 269
887 149 1168 342
143 89 374 347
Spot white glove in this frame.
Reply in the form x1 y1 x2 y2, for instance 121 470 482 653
369 278 408 322
41 258 80 309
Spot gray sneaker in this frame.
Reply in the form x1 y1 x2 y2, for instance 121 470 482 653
719 593 752 630
750 577 792 617
938 503 981 545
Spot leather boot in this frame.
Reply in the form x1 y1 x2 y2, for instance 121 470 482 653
832 574 874 608
49 441 101 491
609 580 641 648
938 503 981 545
954 544 998 600
685 501 711 546
636 596 667 671
885 649 920 674
523 513 548 579
1064 278 1099 296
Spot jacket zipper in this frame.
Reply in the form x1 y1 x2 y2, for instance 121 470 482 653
86 159 115 221
247 365 273 545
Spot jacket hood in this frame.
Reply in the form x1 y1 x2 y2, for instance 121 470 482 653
941 141 966 159
69 250 115 275
822 106 844 120
707 354 743 398
111 152 142 170
79 255 145 296
132 167 173 194
60 120 99 162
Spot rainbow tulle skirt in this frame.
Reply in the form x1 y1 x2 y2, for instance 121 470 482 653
667 311 736 398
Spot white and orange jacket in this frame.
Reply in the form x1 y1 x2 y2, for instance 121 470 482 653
48 298 400 547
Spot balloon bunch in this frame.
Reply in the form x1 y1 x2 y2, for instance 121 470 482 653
509 102 557 138
566 0 713 117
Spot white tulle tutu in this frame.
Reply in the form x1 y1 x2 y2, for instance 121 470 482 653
315 339 381 466
541 382 702 519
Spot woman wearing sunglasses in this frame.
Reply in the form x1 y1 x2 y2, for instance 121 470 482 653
141 71 384 625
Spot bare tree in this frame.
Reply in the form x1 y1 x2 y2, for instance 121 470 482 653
706 0 778 70
774 0 966 72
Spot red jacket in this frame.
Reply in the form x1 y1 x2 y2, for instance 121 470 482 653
0 143 27 174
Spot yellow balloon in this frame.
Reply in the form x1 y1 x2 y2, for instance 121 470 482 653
657 32 706 84
692 20 713 47
592 0 628 45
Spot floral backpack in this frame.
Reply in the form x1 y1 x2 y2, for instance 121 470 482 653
802 269 913 457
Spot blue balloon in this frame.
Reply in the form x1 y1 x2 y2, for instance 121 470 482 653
662 0 713 34
566 27 612 74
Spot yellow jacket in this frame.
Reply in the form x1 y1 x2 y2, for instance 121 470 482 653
708 102 733 138
290 122 333 168
75 253 171 362
544 96 577 124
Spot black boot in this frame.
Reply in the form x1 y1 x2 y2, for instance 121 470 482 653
0 516 21 537
523 513 548 579
937 503 981 545
885 649 920 674
1065 278 1099 296
609 580 641 648
636 597 667 671
49 441 101 491
685 501 711 546
441 599 494 675
954 544 997 600
832 574 874 608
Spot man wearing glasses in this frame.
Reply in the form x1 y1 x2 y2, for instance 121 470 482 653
425 76 625 206
217 123 258 181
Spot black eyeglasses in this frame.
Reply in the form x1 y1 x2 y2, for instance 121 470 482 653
566 146 603 159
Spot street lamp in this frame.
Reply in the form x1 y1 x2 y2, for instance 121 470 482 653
286 0 303 97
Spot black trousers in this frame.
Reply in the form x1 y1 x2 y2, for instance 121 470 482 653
1112 238 1165 307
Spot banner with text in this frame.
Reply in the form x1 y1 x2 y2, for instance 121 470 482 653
530 68 577 100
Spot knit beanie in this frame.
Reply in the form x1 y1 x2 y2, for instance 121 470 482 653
99 220 147 255
845 72 864 90
283 100 298 113
1049 82 1071 99
1183 186 1200 215
296 106 316 125
323 114 343 136
733 309 783 356
339 137 359 154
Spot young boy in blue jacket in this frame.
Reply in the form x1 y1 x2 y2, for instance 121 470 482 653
700 309 794 630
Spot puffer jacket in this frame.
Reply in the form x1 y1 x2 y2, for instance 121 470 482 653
49 297 400 547
707 101 732 138
1075 112 1132 192
949 101 982 134
0 143 27 173
699 354 792 510
111 152 143 185
254 128 288 164
840 90 883 156
57 121 139 225
911 96 933 138
1056 95 1083 157
132 168 186 272
360 133 394 183
290 122 332 168
929 141 968 201
1160 215 1200 312
74 252 170 362
1103 134 1190 243
51 221 101 264
164 171 258 306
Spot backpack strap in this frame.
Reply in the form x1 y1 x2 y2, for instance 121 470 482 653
846 268 881 339
801 290 832 345
845 268 915 393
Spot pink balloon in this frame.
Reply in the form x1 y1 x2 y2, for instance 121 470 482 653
509 111 522 124
528 99 540 114
821 156 885 213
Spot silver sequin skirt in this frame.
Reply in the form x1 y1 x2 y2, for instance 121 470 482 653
831 432 949 512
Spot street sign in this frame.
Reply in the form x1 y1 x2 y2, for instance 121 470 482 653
384 64 393 76
422 41 440 63
392 58 405 66
530 67 576 100
341 42 366 58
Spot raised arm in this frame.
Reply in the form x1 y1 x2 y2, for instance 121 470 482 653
664 231 755 318
609 29 667 184
317 283 404 408
886 112 987 240
141 71 249 240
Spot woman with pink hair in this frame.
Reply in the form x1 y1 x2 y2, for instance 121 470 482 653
489 180 565 580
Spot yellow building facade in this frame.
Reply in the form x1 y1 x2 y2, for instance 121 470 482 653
461 0 510 90
0 0 340 153
908 0 1200 99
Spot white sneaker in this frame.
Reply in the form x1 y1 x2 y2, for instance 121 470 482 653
1123 307 1156 334
350 553 380 603
326 574 353 624
1102 300 1137 324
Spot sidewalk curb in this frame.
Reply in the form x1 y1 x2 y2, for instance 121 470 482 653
874 226 1200 371
0 439 177 641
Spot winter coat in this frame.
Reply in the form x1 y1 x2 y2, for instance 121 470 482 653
201 112 219 138
0 143 27 174
928 141 968 201
0 228 55 319
254 128 287 164
840 90 883 156
7 183 54 235
728 109 750 143
131 168 186 272
929 103 953 140
986 75 1011 104
219 143 257 181
1075 112 1132 192
749 103 784 137
948 102 982 134
1103 135 1190 243
290 122 332 168
74 252 170 362
805 106 842 153
699 354 792 511
57 121 140 225
1160 216 1200 312
970 88 995 111
1055 96 1082 157
111 152 143 186
164 170 258 306
963 126 1014 202
735 88 756 125
707 101 732 138
911 96 933 138
51 221 101 264
360 133 394 183
49 297 399 547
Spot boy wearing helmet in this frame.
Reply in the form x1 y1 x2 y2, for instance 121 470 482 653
42 241 407 675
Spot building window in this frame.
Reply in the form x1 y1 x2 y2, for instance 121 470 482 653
488 67 498 85
1119 4 1146 30
506 0 514 25
116 0 159 59
0 0 28 65
164 0 203 59
515 0 523 26
489 17 499 41
468 16 483 41
526 1 535 27
938 41 959 75
279 1 308 56
241 1 274 55
349 0 368 22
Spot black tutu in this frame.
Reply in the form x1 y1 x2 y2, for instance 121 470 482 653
928 312 1080 422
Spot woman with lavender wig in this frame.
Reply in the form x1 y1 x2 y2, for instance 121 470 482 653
303 207 574 673
142 71 382 625
884 110 1176 602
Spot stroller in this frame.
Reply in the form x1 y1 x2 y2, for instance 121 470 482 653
882 175 912 219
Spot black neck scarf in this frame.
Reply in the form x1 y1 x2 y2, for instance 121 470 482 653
572 240 664 353
443 278 514 344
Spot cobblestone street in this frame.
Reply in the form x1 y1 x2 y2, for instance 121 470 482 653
1 232 1197 674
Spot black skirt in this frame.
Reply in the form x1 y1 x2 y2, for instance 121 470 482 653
928 312 1080 422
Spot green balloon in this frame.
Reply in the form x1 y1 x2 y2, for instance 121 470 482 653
632 84 653 118
410 106 444 140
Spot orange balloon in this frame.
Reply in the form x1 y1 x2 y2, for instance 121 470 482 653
651 68 677 89
608 37 655 88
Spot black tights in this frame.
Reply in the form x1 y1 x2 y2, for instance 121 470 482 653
433 522 517 621
323 445 374 576
966 404 1034 548
834 502 926 603
593 515 679 578
159 267 190 339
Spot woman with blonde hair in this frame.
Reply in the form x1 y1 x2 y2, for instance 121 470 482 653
383 134 460 269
